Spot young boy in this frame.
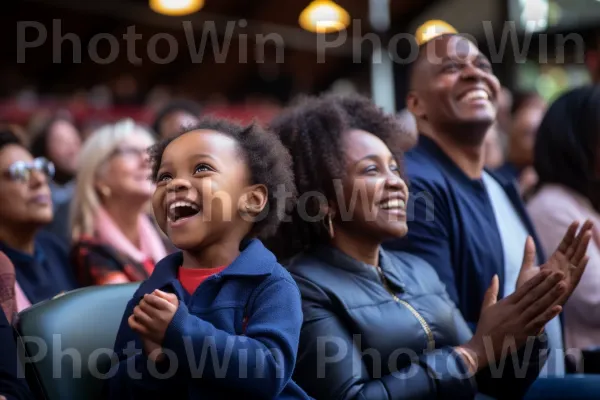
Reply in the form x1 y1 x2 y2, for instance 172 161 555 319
108 119 310 399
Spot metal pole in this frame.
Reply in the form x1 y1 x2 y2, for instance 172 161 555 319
369 0 395 113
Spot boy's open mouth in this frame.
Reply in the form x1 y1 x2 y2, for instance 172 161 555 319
168 201 201 222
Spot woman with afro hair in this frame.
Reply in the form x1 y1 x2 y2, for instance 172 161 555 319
267 93 588 400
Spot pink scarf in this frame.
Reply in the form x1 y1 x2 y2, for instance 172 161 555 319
15 282 31 312
94 207 167 266
1 250 31 313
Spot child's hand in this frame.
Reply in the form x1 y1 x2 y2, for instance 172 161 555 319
128 314 165 363
142 337 165 363
154 290 179 306
129 290 179 345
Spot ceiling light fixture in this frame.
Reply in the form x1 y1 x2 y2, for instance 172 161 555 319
299 1 350 34
149 0 204 17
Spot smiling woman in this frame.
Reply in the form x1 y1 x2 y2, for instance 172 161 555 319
265 93 585 400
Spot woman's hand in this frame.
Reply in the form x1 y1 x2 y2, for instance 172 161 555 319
516 221 592 306
462 266 565 372
460 228 592 372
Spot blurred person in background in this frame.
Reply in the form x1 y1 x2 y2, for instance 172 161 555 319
30 116 82 208
585 30 600 84
496 91 546 198
396 108 418 150
70 119 167 286
528 86 600 364
496 87 513 138
0 129 77 310
0 124 29 148
80 120 109 142
112 74 142 106
145 85 172 111
483 123 504 169
152 99 201 140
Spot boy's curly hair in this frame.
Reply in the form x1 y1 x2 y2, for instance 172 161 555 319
148 118 297 239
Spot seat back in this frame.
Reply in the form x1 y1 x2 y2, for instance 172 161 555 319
15 283 139 400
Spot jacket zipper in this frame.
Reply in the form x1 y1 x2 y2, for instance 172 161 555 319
376 266 436 351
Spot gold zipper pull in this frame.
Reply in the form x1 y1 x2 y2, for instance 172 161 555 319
376 265 436 351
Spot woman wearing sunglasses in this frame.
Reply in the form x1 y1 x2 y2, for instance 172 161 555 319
0 129 77 311
70 119 169 287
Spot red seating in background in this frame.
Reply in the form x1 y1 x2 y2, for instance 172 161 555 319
0 101 280 129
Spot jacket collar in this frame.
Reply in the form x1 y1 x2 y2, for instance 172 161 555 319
418 135 515 190
139 238 276 295
220 239 277 277
415 135 486 190
417 135 546 263
310 245 397 281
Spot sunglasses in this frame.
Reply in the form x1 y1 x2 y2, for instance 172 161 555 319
4 157 55 183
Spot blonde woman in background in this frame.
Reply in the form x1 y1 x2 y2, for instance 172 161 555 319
70 119 168 286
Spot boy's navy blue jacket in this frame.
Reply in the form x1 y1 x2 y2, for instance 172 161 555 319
107 239 310 399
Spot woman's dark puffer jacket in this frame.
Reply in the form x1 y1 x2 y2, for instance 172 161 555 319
287 246 547 400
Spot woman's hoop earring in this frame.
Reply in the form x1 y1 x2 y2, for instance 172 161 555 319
325 213 335 239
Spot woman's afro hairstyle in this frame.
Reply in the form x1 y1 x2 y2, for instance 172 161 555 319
265 93 407 259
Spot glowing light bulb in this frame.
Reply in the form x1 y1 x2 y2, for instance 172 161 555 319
149 0 204 17
299 1 350 34
415 20 458 46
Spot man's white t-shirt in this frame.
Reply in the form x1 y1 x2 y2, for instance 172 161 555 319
483 171 565 376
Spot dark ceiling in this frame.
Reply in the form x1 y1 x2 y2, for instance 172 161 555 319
3 0 437 103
